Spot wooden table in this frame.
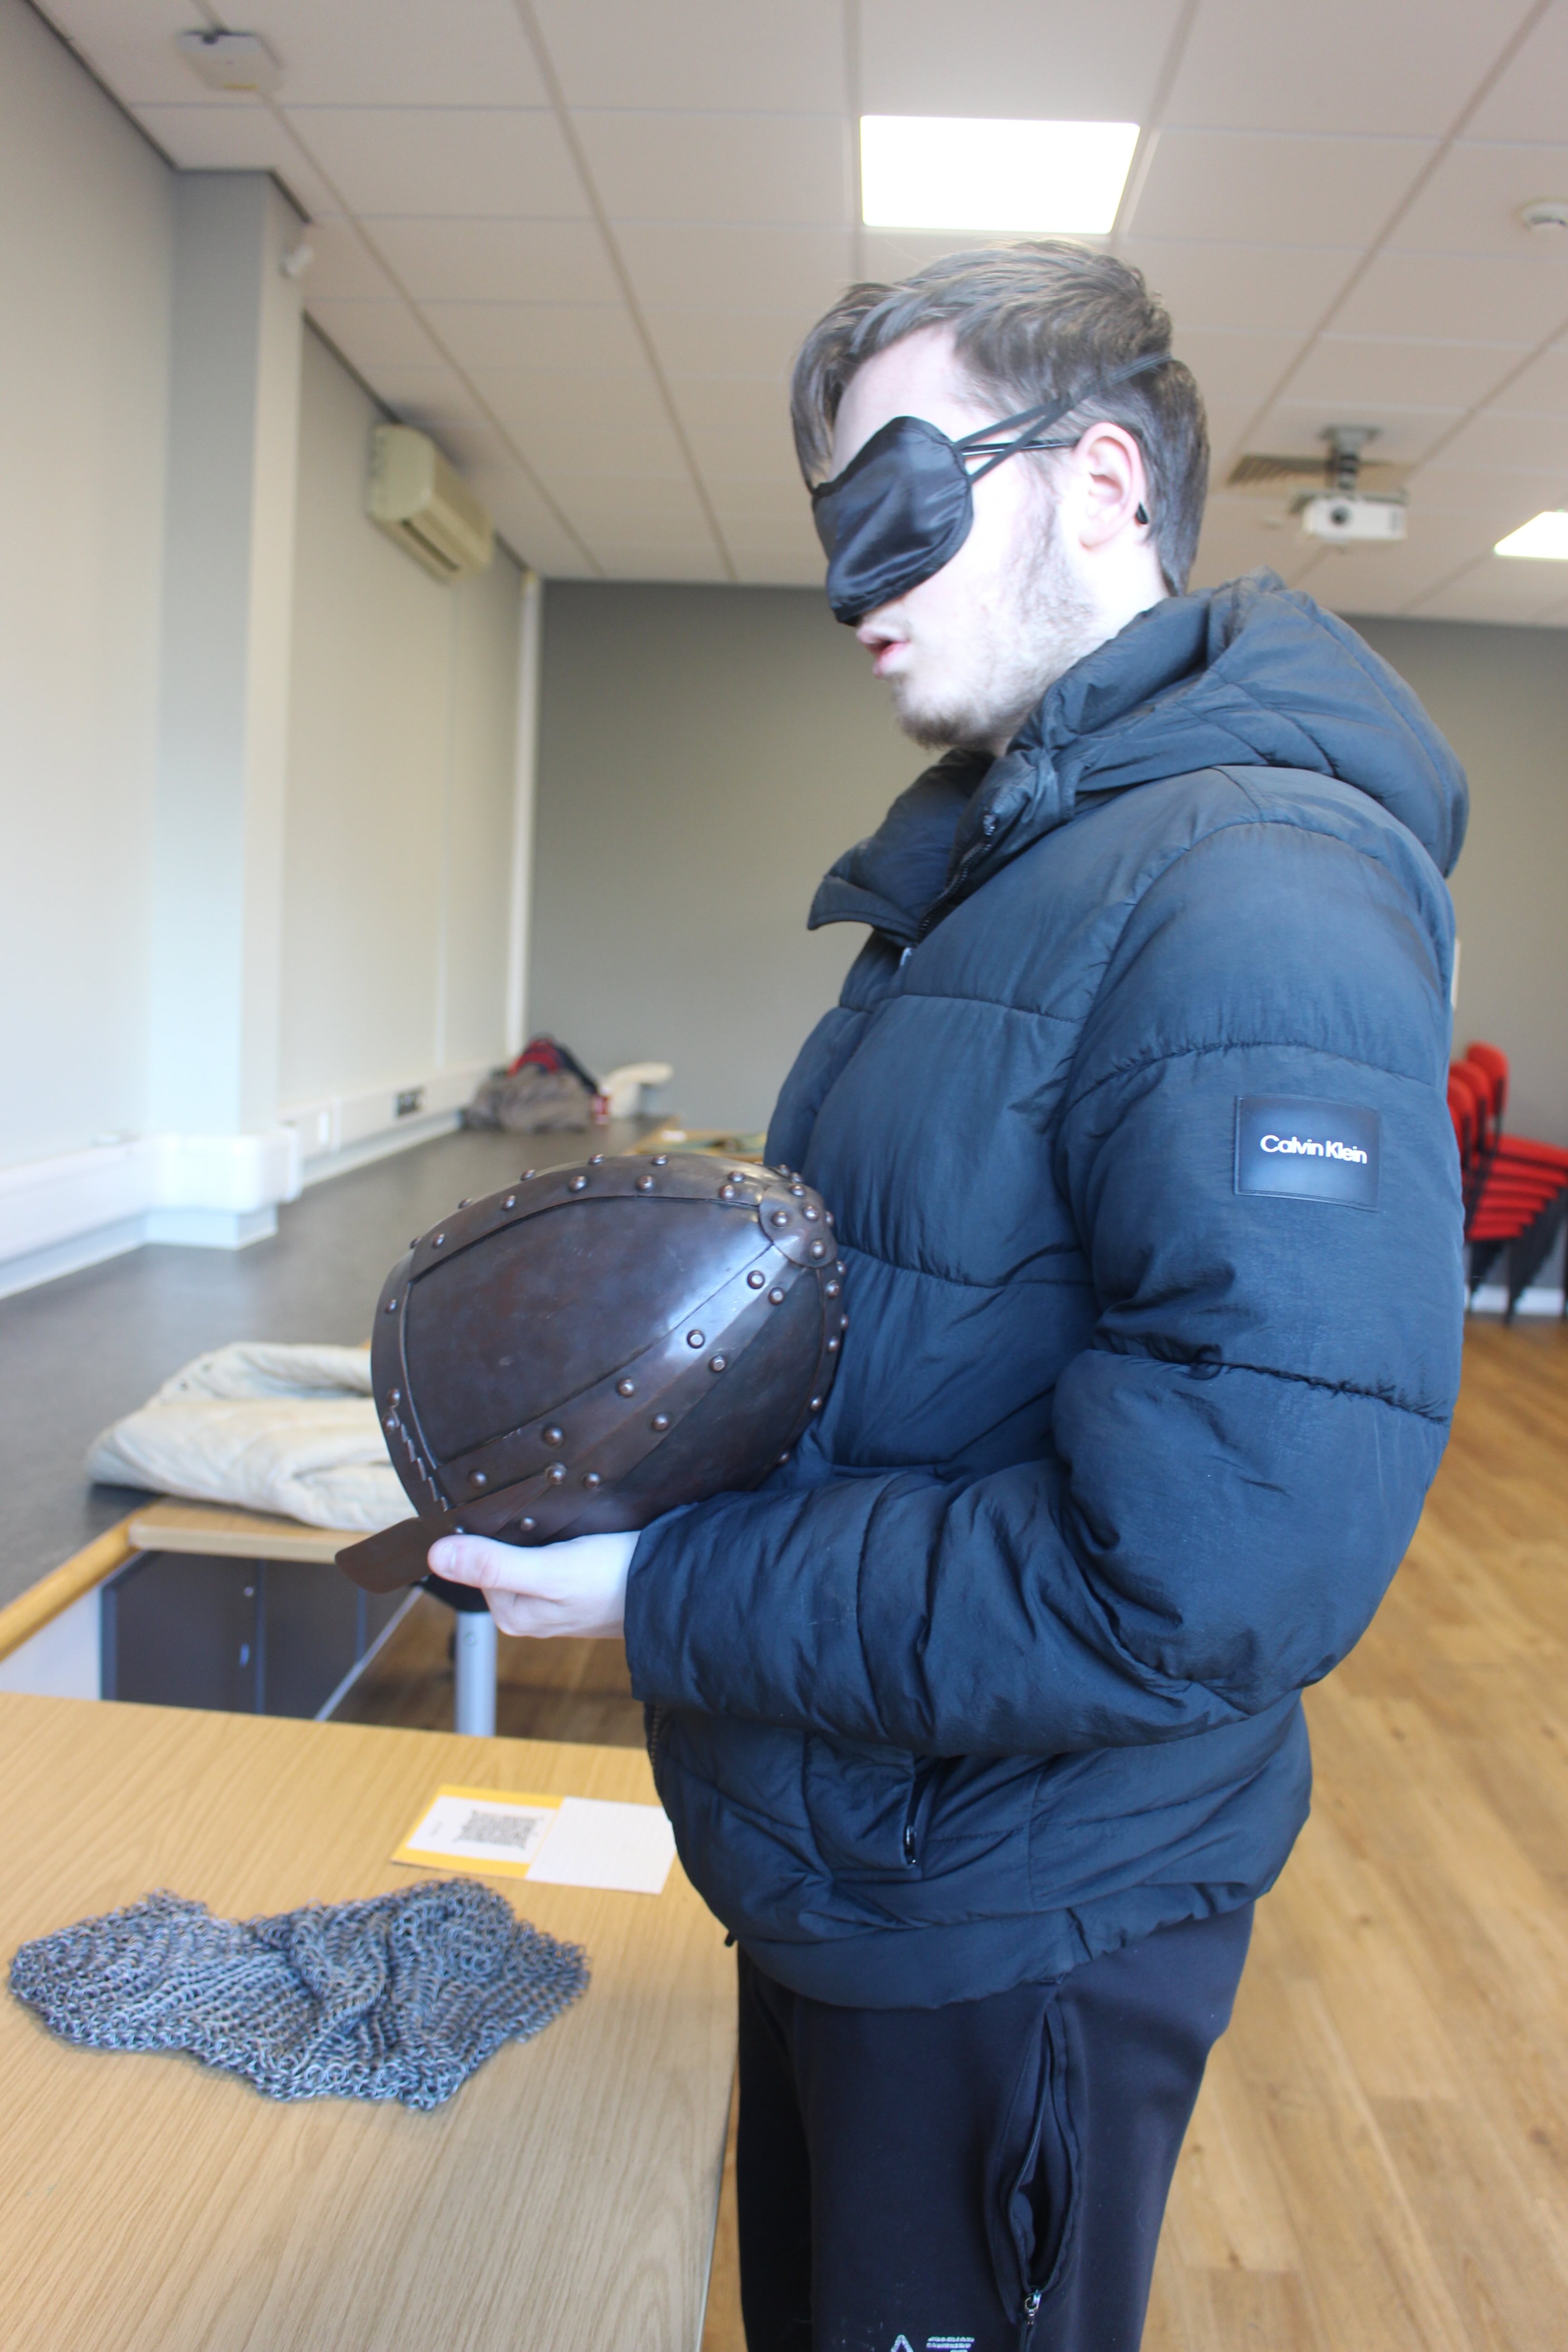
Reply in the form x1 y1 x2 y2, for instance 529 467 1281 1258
0 1694 735 2352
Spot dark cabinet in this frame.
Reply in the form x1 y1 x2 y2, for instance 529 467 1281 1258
102 1550 405 1719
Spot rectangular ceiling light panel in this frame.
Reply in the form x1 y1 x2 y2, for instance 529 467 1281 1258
1494 510 1568 559
860 116 1139 234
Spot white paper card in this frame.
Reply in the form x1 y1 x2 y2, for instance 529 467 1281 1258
393 1784 676 1896
526 1795 678 1895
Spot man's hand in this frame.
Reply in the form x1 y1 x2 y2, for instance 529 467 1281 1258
427 1529 636 1640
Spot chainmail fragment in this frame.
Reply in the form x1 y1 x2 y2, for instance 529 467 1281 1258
9 1878 589 2110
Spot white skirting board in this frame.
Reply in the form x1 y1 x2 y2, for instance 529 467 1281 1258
1468 1284 1565 1316
0 1062 494 1299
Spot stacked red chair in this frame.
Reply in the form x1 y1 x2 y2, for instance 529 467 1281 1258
1450 1041 1568 1318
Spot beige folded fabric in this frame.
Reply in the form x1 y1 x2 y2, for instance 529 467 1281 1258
84 1343 415 1533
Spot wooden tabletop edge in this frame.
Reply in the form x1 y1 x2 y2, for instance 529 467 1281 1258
0 1518 137 1661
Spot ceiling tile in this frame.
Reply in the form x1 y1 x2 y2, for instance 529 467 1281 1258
471 474 600 574
1413 464 1568 519
422 419 518 476
1296 509 1504 603
367 217 621 304
576 546 730 581
544 475 715 528
707 478 813 523
1284 336 1532 412
41 0 214 105
858 0 1185 120
567 514 721 557
282 106 586 218
1188 495 1294 592
1411 554 1568 623
420 303 646 373
643 309 805 384
534 0 845 111
306 299 448 372
1254 397 1465 465
1466 1 1568 142
477 375 691 476
241 0 544 107
613 222 854 312
299 219 401 303
354 368 490 434
714 513 822 561
575 112 851 226
1131 131 1434 247
1483 344 1568 415
1426 408 1568 474
129 101 338 217
1123 239 1354 335
1331 250 1568 345
1171 329 1307 419
1163 0 1535 138
1390 140 1568 257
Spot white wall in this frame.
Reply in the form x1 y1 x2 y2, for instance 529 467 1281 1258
278 328 522 1133
0 0 172 1166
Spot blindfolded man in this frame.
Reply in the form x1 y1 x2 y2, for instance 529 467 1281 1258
434 243 1467 2352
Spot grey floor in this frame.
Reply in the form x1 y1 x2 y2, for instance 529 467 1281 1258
0 1122 636 1611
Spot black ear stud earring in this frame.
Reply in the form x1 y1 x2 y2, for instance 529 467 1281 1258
1135 503 1149 526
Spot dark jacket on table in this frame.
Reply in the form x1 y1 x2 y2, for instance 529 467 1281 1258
624 570 1468 2009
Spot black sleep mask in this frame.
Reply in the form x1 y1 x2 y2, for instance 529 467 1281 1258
810 352 1168 625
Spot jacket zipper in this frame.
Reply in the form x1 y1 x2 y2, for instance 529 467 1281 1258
1018 2287 1043 2346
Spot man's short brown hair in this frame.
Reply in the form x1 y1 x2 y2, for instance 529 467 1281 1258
791 241 1209 595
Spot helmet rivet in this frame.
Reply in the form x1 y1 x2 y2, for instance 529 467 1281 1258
568 1173 588 1192
747 1271 765 1289
617 1378 637 1396
583 1470 602 1488
458 1198 470 1208
637 1174 655 1191
390 1388 401 1405
434 1233 446 1246
710 1355 727 1373
543 1425 564 1446
809 1396 823 1411
547 1463 567 1482
769 1287 785 1304
719 1183 736 1200
503 1194 516 1209
520 1515 536 1532
808 1240 827 1258
384 1412 397 1428
651 1412 671 1432
826 1281 840 1298
827 1338 839 1353
824 1210 835 1225
589 1153 603 1165
770 1209 789 1227
385 1298 398 1313
470 1469 488 1485
686 1330 705 1348
803 1205 820 1221
652 1154 669 1166
523 1168 537 1179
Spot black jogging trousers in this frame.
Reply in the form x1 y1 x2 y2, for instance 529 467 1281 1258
734 1904 1253 2352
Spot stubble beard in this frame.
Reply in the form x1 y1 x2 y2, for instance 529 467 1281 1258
892 503 1102 755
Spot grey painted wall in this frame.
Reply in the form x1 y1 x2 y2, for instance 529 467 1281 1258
529 584 916 1133
529 584 1568 1145
1351 617 1568 1145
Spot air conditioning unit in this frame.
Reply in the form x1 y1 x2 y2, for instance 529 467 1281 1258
368 425 494 582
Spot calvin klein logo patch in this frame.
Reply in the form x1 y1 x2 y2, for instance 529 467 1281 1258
1235 1096 1381 1210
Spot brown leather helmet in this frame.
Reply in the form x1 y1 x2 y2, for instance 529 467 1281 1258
337 1153 846 1593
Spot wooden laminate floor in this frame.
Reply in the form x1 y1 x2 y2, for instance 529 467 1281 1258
345 1321 1568 2352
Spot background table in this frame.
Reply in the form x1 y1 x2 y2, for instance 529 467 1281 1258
0 1693 735 2352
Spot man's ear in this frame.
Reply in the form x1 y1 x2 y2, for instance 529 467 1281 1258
1072 422 1151 552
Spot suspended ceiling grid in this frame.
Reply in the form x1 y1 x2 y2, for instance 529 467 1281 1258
37 0 1568 625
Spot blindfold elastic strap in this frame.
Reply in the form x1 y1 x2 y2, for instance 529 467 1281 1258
959 351 1171 483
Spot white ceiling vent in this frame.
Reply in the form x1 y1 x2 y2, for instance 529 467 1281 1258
368 426 494 583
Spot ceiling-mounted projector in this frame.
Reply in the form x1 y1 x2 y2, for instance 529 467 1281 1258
1296 425 1406 547
1300 493 1407 544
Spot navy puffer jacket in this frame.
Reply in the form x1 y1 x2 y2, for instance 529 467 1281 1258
625 572 1467 2008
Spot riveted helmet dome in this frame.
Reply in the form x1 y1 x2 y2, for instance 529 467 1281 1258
337 1154 846 1594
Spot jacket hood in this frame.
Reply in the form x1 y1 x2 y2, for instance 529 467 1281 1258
811 571 1468 940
